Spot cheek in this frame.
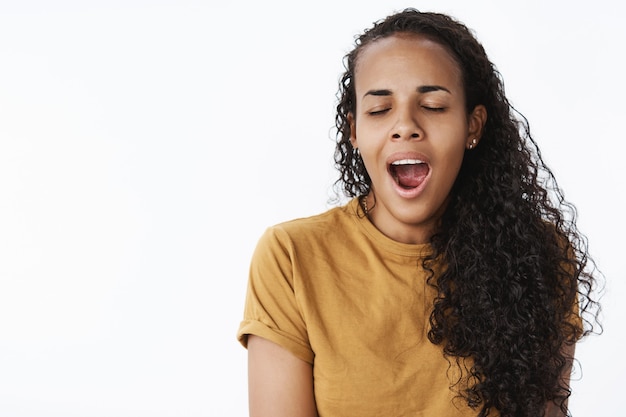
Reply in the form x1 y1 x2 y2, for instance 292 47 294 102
353 128 383 164
446 152 466 180
435 139 467 182
356 147 387 185
439 124 469 158
359 151 380 179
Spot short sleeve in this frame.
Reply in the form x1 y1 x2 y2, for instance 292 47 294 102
236 226 314 364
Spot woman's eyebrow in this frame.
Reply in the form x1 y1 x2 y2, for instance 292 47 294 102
363 85 451 99
418 85 451 94
363 89 392 98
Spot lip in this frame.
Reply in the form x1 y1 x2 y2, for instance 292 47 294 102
386 151 432 199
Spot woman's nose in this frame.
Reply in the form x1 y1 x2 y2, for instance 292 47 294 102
391 108 422 140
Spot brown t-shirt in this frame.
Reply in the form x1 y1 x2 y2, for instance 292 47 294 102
238 198 482 417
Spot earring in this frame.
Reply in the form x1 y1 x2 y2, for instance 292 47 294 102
468 138 477 149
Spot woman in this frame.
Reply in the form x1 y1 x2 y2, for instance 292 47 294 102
238 9 600 417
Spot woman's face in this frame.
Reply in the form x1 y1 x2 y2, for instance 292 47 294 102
350 34 486 244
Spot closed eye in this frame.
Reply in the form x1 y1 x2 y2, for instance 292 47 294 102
422 105 445 112
368 108 391 116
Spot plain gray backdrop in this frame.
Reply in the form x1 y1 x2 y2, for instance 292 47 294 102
0 0 623 415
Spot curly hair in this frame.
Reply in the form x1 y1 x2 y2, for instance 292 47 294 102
333 9 602 417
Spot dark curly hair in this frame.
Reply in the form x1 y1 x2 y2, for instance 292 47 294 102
333 8 602 417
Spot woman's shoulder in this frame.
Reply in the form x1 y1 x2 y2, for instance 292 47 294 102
267 198 360 242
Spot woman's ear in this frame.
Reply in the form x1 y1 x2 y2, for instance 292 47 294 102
466 105 487 149
348 112 357 149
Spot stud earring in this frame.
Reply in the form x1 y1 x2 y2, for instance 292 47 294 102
468 138 477 149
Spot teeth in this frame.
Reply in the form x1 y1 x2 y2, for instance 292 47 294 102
391 159 424 165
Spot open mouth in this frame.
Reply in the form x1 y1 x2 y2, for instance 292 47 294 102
389 159 430 189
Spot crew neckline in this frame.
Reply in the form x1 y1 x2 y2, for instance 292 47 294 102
347 197 432 257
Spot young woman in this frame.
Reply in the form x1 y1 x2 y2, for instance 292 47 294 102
237 9 600 417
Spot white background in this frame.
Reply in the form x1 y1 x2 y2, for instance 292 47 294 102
0 0 623 415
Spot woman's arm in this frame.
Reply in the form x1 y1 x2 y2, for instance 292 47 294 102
544 342 576 417
247 335 318 417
